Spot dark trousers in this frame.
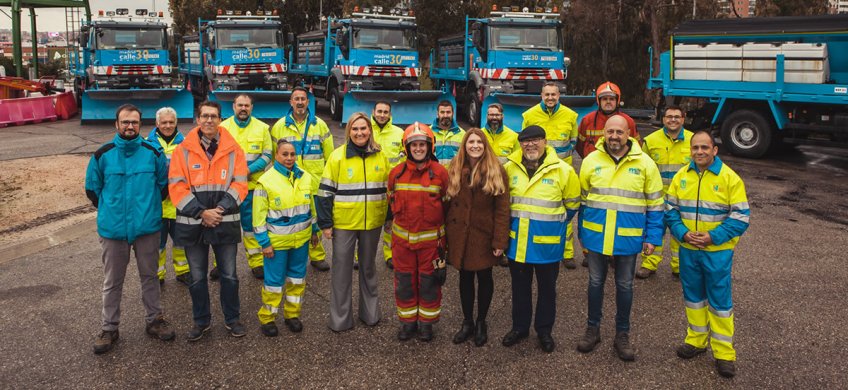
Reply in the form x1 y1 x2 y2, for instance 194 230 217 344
508 260 560 336
458 268 494 323
185 243 240 326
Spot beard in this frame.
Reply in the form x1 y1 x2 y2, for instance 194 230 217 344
487 119 501 130
438 117 453 128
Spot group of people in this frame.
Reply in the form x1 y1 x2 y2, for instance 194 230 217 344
84 81 749 379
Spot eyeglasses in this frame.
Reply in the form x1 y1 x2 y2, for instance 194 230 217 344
120 120 140 127
520 138 543 145
199 114 220 120
664 115 683 120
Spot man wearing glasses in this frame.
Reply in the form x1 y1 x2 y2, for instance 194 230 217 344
636 106 693 280
85 104 175 354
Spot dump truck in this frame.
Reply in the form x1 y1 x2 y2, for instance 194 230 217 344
429 6 596 130
71 8 193 122
288 7 450 125
648 14 848 158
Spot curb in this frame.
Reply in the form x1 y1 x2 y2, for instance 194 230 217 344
0 217 97 265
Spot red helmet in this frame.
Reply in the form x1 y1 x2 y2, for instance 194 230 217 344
403 122 437 161
595 81 622 106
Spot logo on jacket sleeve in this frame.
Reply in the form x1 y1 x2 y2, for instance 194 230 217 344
680 179 687 189
594 166 602 175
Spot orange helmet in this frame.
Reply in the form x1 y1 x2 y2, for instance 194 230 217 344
403 122 436 161
595 81 622 106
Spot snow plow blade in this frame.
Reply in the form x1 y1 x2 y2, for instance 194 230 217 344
343 90 455 126
209 90 316 124
82 88 194 123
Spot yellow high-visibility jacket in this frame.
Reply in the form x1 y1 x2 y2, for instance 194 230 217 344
521 102 579 165
665 157 750 252
484 124 520 164
270 110 334 192
147 128 185 219
316 143 389 231
643 127 693 192
220 116 273 190
253 161 317 250
504 145 580 264
372 116 406 169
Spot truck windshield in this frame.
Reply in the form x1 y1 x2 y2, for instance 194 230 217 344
352 27 415 50
96 27 166 50
216 27 280 49
489 26 559 51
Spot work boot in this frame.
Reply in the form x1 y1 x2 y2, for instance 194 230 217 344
209 267 220 281
284 318 303 333
473 320 488 347
672 271 680 279
159 278 165 286
452 320 475 344
385 258 394 270
397 322 417 341
260 322 278 337
715 359 736 378
562 258 576 269
186 324 210 342
418 323 434 342
93 330 119 355
581 258 588 267
353 259 359 271
636 267 656 279
676 343 707 359
175 273 192 287
576 326 601 353
145 315 176 341
225 321 246 338
501 330 528 347
614 332 635 361
310 260 330 272
251 266 264 280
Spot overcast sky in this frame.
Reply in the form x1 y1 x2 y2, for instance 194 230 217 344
0 0 172 30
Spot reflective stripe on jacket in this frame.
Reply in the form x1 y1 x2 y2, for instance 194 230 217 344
643 128 693 191
484 124 520 164
431 118 465 166
270 110 334 193
578 138 665 256
665 157 750 252
168 126 249 245
316 143 389 231
521 102 578 164
372 117 406 169
147 128 185 219
504 145 580 264
253 161 316 250
220 116 273 190
388 159 450 250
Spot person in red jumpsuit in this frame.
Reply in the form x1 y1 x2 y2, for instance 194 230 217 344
576 81 640 159
388 122 451 342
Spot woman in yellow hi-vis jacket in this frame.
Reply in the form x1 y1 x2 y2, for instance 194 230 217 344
253 139 319 337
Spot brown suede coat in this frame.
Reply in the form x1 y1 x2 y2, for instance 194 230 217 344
445 166 511 271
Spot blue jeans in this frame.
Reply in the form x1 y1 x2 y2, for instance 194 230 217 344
185 243 240 326
586 251 637 332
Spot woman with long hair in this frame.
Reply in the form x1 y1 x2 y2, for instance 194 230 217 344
316 112 390 332
445 128 510 346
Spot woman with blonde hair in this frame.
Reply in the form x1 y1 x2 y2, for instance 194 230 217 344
316 112 390 332
445 128 510 346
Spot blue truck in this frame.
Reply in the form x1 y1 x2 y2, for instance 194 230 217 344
180 10 310 121
429 6 595 130
648 14 848 158
288 8 449 125
71 8 193 122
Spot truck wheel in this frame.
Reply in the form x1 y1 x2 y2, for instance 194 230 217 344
466 93 480 126
329 87 343 122
720 109 773 158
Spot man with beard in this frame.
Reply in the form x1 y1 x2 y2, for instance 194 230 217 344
576 81 639 160
220 94 274 279
576 115 664 362
431 100 465 166
482 103 520 164
271 87 334 271
371 101 405 270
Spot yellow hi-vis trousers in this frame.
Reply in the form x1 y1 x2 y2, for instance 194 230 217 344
680 247 736 361
563 222 574 259
258 243 308 323
382 229 392 263
240 191 264 269
309 238 327 263
158 218 189 279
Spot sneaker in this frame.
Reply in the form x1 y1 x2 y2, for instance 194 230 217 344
614 332 635 361
562 258 576 269
209 267 220 281
385 258 394 270
251 266 264 280
284 318 303 333
175 273 192 287
310 260 330 272
676 343 707 359
260 322 279 337
186 324 210 342
635 267 656 279
225 321 246 337
93 330 119 354
576 326 601 353
715 359 736 378
145 316 176 341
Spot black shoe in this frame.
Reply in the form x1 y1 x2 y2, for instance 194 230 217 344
93 330 119 354
576 326 600 353
186 324 211 342
260 322 279 337
672 271 680 279
225 321 246 338
159 278 165 286
398 322 417 341
581 258 588 267
562 258 576 269
418 323 434 342
251 266 264 280
175 273 192 287
501 330 528 347
385 258 394 270
353 260 359 270
473 320 488 347
539 333 556 353
676 343 707 359
209 267 220 281
284 318 303 333
715 359 736 378
310 260 330 272
614 332 635 361
452 320 475 344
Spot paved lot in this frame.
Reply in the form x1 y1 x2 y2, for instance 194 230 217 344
1 105 847 387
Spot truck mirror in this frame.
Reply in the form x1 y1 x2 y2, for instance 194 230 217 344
335 32 345 47
78 28 88 47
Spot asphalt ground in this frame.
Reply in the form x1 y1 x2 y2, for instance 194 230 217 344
1 103 847 387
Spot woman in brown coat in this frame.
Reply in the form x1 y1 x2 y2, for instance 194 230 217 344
445 128 510 347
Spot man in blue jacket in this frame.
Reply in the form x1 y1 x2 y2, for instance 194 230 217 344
85 104 176 354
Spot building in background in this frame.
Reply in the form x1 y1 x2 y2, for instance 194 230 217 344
721 0 757 17
830 0 848 13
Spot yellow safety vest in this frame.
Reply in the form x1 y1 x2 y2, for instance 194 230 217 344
253 162 316 249
372 117 406 169
220 116 273 189
270 112 334 193
147 129 185 220
643 128 693 192
521 102 579 165
484 124 520 164
317 144 389 231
